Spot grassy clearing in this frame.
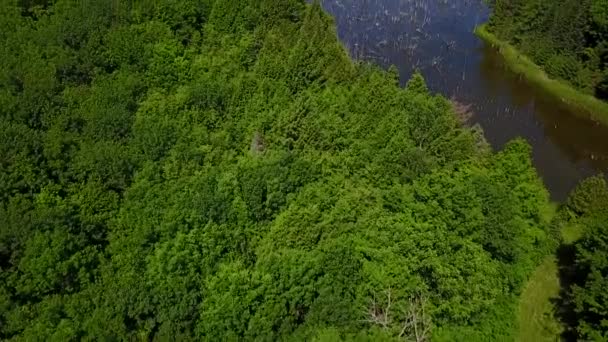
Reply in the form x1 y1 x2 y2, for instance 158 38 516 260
540 202 558 226
516 208 585 341
517 256 563 342
475 24 608 126
562 223 584 245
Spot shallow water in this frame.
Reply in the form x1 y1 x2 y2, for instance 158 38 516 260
320 0 608 200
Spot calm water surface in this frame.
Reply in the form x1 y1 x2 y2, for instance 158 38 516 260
320 0 608 200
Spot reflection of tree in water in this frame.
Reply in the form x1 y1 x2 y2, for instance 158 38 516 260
476 45 608 195
537 105 608 170
477 43 608 170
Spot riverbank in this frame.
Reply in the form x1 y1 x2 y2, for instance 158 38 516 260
475 24 608 126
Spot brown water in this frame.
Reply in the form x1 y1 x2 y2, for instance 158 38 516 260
320 0 608 200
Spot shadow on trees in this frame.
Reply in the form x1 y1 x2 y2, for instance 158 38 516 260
552 243 579 341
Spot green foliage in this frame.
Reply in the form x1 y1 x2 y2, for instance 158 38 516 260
556 176 608 340
566 175 608 216
0 0 556 340
572 216 608 340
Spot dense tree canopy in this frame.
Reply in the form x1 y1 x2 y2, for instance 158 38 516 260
488 0 608 99
0 0 555 340
557 176 608 340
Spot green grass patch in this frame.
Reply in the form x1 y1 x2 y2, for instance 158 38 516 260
562 223 585 245
517 256 563 342
540 202 559 226
475 24 608 126
516 218 585 341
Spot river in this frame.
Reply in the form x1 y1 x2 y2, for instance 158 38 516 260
319 0 608 201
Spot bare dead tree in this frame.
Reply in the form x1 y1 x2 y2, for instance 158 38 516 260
365 288 393 328
450 96 474 124
364 289 431 342
399 295 432 342
250 131 266 154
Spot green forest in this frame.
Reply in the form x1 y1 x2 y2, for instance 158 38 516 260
0 0 607 340
561 177 608 340
487 0 608 100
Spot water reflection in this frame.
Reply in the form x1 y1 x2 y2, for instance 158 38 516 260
320 0 608 200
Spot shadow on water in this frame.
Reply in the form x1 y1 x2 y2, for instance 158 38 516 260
319 0 608 201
